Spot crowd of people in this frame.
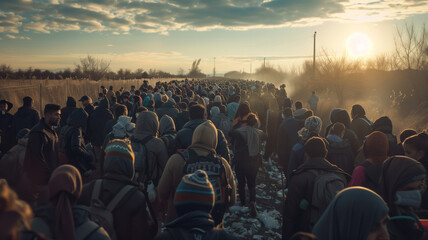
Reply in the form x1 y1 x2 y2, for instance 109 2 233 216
0 78 427 240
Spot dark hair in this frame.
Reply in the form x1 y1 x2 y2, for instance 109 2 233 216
136 106 148 113
304 110 313 119
246 113 259 127
234 95 241 103
23 96 33 106
179 102 187 110
44 104 61 115
219 104 226 114
295 101 303 110
174 96 181 104
98 93 104 98
336 110 351 129
188 101 198 109
400 129 417 143
351 104 366 119
114 104 127 118
304 137 327 158
189 104 206 120
111 96 117 103
404 132 428 155
109 86 113 90
234 102 251 120
330 122 346 137
283 107 293 117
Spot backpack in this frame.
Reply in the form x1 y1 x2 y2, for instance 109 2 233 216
160 134 176 157
88 180 136 240
361 161 382 194
308 169 346 228
326 140 355 175
130 136 153 185
179 149 232 226
218 116 232 138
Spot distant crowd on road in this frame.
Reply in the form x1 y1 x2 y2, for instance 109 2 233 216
0 78 427 240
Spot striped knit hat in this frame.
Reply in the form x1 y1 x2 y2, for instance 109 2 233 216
104 139 135 173
174 170 215 217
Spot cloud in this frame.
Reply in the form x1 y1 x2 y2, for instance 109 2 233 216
0 0 427 34
106 44 112 46
6 34 16 39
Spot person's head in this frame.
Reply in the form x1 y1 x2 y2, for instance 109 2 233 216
235 102 251 120
283 98 292 109
335 109 351 129
330 122 346 138
131 85 135 90
399 129 417 143
312 187 389 240
364 131 389 165
78 96 92 107
351 104 366 120
299 116 323 141
111 96 117 104
109 85 113 91
98 92 104 99
283 107 293 118
161 94 169 103
159 115 176 136
312 91 315 95
23 96 33 107
48 165 82 240
210 106 220 117
219 104 226 114
246 113 259 127
214 95 222 104
134 111 159 138
304 110 313 119
189 104 207 120
44 104 61 127
191 120 218 151
114 104 127 119
295 101 303 110
122 95 129 102
304 136 327 159
179 102 187 111
174 170 215 217
135 106 148 119
233 95 241 104
174 96 181 104
381 156 427 216
0 100 9 112
373 116 393 134
404 132 428 161
104 139 135 179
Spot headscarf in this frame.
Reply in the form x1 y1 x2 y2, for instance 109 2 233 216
48 165 82 240
364 131 389 164
134 111 159 139
380 156 426 215
313 187 389 240
298 116 322 141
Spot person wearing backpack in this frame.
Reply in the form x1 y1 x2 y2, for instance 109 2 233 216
58 108 95 174
372 116 399 156
31 165 110 240
159 115 177 158
153 170 238 240
157 120 236 227
349 131 389 194
326 122 355 176
79 139 158 240
277 107 300 173
283 137 349 240
351 104 373 146
131 111 169 187
230 113 266 217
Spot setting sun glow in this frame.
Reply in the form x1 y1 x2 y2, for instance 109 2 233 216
346 33 373 58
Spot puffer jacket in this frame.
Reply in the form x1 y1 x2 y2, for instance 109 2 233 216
87 99 114 147
131 111 169 186
175 118 231 162
79 149 158 240
0 137 28 187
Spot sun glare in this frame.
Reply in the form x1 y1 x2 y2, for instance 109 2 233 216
346 33 373 58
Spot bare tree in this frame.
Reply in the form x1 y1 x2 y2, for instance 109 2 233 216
394 23 428 70
0 64 13 79
76 55 111 81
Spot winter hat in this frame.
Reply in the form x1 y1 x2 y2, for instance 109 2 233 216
294 108 307 119
174 170 215 217
210 106 220 117
203 97 210 105
373 116 393 134
299 116 322 141
112 116 135 138
304 136 327 158
103 139 135 179
214 95 222 103
364 131 389 164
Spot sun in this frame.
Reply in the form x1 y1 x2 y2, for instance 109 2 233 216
346 33 373 58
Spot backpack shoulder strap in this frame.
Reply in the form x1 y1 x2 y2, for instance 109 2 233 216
106 185 135 212
75 220 100 240
90 180 103 205
31 217 52 239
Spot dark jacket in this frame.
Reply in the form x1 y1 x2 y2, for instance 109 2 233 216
0 101 15 154
159 115 177 157
156 102 179 120
153 211 237 240
0 137 28 187
103 118 118 141
60 97 77 128
230 126 265 173
14 106 40 132
174 110 189 131
283 157 348 239
23 118 59 185
32 205 110 240
351 116 372 145
79 149 157 240
59 109 94 173
277 116 299 171
175 119 231 162
84 104 95 115
326 135 355 176
87 99 114 147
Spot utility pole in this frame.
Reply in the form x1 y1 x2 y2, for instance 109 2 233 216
313 31 317 80
250 63 252 74
264 57 266 68
213 57 216 77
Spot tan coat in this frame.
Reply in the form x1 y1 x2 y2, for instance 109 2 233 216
157 121 236 223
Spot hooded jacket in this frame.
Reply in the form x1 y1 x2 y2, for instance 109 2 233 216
351 115 372 146
175 118 231 162
79 146 157 240
277 116 300 171
59 108 93 173
132 111 169 186
14 105 40 133
173 110 189 131
157 121 236 224
326 135 355 176
87 99 114 147
60 97 77 128
159 115 177 157
335 110 360 155
283 157 349 239
156 101 179 120
324 108 341 137
0 100 15 154
153 211 237 240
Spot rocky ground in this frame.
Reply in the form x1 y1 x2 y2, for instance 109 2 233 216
224 158 285 240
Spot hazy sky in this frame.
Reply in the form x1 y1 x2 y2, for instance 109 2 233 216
0 0 427 75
